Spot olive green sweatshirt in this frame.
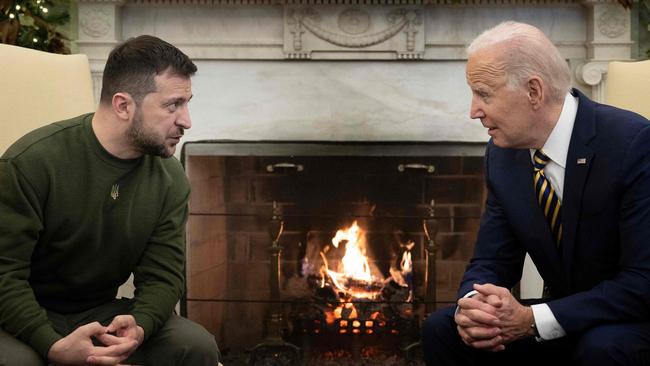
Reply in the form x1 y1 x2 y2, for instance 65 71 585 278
0 113 190 359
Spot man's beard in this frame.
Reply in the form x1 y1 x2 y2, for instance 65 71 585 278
127 109 175 158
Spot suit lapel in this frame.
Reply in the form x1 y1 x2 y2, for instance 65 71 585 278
560 90 596 282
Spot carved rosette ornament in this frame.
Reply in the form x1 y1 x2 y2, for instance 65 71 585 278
79 7 111 38
285 7 424 59
597 4 627 39
338 9 371 35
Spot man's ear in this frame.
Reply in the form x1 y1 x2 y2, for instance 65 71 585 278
112 92 135 120
527 77 544 110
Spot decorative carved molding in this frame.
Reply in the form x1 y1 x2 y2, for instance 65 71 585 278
89 61 105 107
597 4 627 38
288 8 420 49
575 60 609 102
338 9 371 35
286 52 312 59
284 7 423 58
79 7 112 38
286 8 314 51
576 60 609 86
397 52 423 59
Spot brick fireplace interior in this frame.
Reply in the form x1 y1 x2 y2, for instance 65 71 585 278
182 141 485 365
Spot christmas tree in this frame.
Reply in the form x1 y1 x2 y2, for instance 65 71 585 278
0 0 70 54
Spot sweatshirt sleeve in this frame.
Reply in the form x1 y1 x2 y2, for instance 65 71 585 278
0 159 62 359
130 164 190 340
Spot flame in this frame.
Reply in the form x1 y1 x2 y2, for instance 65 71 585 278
401 251 412 273
331 221 372 282
389 240 414 288
318 221 417 324
321 221 383 299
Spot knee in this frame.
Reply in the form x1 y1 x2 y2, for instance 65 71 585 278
0 348 45 366
174 321 221 363
421 307 456 348
421 307 461 365
574 325 628 366
0 330 45 366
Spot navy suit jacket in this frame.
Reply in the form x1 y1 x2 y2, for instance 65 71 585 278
458 89 650 335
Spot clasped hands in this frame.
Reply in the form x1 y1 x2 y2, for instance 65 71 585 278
454 283 536 352
47 314 144 366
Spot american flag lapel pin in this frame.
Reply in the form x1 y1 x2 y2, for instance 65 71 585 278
576 158 587 165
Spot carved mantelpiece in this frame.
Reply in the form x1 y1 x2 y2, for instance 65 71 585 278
75 0 634 118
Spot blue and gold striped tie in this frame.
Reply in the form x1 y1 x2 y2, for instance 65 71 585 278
533 150 562 246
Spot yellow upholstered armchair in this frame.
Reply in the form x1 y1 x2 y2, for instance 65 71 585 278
606 59 650 120
0 43 95 155
0 44 139 296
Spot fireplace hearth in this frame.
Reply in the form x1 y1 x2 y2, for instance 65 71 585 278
182 141 485 365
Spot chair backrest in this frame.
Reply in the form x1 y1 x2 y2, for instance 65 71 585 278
606 60 650 120
0 44 95 155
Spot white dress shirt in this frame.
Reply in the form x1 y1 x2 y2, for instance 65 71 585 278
527 92 578 340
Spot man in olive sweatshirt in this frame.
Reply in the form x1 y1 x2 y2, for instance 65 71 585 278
0 36 220 365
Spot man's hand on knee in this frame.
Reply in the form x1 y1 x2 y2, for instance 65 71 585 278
473 283 537 344
105 315 144 346
47 321 138 366
90 314 145 363
455 290 505 352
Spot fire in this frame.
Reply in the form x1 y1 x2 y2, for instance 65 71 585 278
389 240 414 290
401 251 412 273
330 221 372 282
321 221 383 299
318 221 415 326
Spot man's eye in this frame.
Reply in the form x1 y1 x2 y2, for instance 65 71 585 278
479 91 491 101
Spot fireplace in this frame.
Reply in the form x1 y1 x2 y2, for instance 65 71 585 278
182 141 485 365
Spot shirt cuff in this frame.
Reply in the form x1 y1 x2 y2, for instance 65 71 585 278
455 290 479 315
531 303 566 340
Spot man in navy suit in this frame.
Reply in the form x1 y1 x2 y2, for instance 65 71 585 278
421 21 650 365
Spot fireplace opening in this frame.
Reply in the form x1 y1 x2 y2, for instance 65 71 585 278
182 141 485 365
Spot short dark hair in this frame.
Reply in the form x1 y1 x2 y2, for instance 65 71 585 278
99 35 197 105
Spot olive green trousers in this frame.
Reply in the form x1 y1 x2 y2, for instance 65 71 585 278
0 299 220 366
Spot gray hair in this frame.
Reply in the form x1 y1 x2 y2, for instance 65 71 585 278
467 21 571 103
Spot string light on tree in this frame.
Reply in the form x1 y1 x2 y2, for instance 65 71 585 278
0 0 70 53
